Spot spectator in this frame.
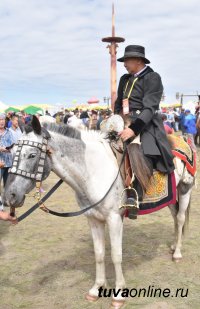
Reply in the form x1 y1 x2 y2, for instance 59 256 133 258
5 112 13 128
173 108 180 132
0 113 14 210
67 111 79 126
0 113 14 185
9 115 22 143
56 112 61 124
0 162 17 224
45 110 51 116
63 110 71 124
80 109 89 128
89 110 98 130
195 112 200 145
179 108 186 134
184 109 197 142
167 109 175 130
161 114 174 134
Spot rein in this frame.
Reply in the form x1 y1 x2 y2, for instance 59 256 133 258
10 137 127 222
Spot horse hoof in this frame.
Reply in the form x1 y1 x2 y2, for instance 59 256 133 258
111 299 125 309
85 293 99 302
172 256 182 263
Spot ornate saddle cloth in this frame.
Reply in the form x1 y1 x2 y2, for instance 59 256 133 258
167 135 196 177
137 171 176 215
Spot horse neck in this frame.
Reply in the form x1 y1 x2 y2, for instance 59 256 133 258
48 131 120 204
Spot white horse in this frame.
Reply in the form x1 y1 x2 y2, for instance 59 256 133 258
3 116 195 308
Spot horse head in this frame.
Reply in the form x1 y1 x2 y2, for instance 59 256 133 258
3 116 52 208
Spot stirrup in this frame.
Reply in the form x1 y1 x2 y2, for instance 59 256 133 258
119 187 139 211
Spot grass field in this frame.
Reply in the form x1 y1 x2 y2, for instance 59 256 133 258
0 150 200 309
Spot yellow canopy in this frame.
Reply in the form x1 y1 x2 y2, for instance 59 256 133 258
160 102 181 108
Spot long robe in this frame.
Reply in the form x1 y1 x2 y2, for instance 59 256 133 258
114 66 175 173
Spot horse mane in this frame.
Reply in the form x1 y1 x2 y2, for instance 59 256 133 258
42 123 82 140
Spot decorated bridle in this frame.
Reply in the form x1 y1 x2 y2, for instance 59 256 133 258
9 136 51 216
9 137 49 181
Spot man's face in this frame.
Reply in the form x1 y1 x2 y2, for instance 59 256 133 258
12 117 19 128
0 118 5 129
124 57 144 74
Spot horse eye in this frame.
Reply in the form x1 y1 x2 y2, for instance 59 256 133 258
28 153 37 159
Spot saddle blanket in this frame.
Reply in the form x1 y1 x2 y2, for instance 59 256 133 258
139 171 176 215
167 135 196 176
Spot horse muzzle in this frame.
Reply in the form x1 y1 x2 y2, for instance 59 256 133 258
2 192 25 208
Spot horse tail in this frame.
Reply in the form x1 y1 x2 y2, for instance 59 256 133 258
127 143 152 193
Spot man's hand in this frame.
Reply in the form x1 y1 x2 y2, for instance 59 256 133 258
0 147 9 153
0 211 18 225
118 128 136 142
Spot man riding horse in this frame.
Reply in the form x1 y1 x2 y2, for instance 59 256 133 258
115 45 175 218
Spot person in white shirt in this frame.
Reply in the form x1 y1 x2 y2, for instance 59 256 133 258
9 115 22 144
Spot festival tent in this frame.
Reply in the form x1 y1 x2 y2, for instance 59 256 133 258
27 104 52 110
160 102 181 108
87 97 99 104
23 105 43 115
4 106 20 113
0 101 8 112
68 104 108 111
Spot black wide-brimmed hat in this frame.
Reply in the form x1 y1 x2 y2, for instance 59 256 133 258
117 45 150 64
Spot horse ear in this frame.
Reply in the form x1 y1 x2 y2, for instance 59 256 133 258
31 115 42 135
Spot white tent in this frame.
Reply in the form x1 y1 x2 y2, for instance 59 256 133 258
0 101 8 112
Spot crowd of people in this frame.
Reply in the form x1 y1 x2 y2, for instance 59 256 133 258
161 105 200 143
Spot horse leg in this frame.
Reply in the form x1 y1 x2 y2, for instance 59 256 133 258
107 213 126 308
168 203 178 253
172 188 192 262
86 216 106 301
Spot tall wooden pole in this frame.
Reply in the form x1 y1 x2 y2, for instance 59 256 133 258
102 4 125 111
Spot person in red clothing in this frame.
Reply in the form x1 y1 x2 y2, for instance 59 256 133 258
162 114 174 134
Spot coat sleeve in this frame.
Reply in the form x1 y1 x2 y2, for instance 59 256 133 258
114 74 130 114
129 72 163 135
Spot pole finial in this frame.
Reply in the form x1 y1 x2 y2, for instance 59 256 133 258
112 3 115 37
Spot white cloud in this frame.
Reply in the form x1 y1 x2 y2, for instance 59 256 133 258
0 0 199 105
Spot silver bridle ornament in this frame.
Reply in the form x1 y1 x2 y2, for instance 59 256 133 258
9 137 48 182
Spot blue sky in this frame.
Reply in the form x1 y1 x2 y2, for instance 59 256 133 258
0 0 200 107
